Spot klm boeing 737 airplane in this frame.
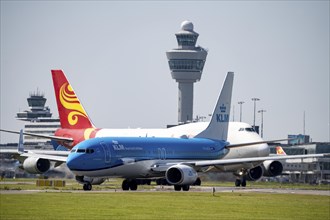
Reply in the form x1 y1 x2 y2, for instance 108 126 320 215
10 72 327 191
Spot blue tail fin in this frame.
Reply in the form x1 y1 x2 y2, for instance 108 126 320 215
195 72 234 141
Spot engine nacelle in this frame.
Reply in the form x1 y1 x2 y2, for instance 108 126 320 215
245 166 263 181
165 164 198 185
75 176 106 185
262 160 283 177
22 157 51 174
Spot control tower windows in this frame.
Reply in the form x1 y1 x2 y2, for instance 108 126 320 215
168 59 205 72
176 34 198 47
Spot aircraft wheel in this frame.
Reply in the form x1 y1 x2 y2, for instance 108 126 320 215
241 178 247 187
83 183 92 191
129 180 138 191
122 179 129 191
182 185 190 191
161 178 168 185
194 177 201 186
174 185 182 191
235 179 241 187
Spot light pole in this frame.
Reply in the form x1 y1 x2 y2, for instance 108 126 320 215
238 101 245 122
258 109 266 138
251 98 260 128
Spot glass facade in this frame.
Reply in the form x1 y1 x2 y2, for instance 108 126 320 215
27 96 46 108
176 34 198 47
168 59 205 72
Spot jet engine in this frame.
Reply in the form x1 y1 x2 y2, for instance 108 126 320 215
262 160 283 177
165 164 198 185
245 166 263 181
22 157 51 174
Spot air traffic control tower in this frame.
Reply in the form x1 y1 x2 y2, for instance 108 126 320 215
166 21 208 124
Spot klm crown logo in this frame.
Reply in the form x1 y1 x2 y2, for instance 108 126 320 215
220 104 226 113
216 104 229 123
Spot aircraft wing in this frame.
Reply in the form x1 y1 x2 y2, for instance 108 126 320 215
0 149 18 154
0 129 73 143
0 149 69 156
22 150 70 157
1 129 69 163
149 153 329 173
18 152 67 162
0 149 69 166
226 138 291 148
186 153 329 167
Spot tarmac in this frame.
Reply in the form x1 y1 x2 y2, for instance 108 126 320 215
1 186 329 196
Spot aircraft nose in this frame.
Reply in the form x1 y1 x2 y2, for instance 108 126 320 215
66 154 80 170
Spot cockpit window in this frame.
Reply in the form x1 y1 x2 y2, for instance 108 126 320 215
86 149 95 154
73 148 95 154
245 127 256 132
77 149 86 153
239 127 256 132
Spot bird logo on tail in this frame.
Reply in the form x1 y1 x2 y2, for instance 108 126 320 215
276 146 287 155
52 70 94 129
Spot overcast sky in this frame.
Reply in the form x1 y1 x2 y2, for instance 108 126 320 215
1 1 329 144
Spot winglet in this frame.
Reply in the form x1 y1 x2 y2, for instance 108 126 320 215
195 72 234 141
18 129 24 154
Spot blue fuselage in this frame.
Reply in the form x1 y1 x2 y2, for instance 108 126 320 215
66 137 227 177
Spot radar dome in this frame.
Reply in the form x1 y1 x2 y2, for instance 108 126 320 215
181 20 194 31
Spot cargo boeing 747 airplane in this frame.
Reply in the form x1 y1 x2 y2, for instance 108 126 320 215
5 72 327 191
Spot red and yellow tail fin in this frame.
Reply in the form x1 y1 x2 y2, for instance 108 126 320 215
51 70 94 129
275 146 287 156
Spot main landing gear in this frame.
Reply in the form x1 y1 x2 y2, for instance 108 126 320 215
235 177 247 187
83 182 92 191
121 178 200 191
174 185 190 191
122 179 138 191
82 178 201 191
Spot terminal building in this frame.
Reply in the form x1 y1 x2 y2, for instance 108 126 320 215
269 139 330 184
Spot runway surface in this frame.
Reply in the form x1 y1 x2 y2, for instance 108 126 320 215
1 186 329 196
